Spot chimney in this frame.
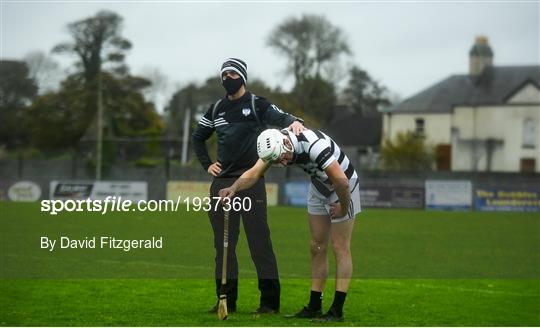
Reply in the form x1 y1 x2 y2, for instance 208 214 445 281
469 35 493 76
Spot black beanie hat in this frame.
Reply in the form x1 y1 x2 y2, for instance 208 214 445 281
220 58 247 85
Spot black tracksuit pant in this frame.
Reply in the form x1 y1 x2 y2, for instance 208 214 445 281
209 177 280 310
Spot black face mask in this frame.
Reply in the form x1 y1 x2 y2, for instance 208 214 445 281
222 77 244 95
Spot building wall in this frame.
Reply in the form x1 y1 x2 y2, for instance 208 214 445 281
452 105 539 172
383 113 452 144
383 105 540 172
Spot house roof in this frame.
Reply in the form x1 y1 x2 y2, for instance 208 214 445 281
323 112 382 147
388 65 540 114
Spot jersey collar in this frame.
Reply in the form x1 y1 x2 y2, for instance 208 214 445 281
224 90 251 104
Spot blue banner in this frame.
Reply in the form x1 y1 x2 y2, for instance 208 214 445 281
475 188 540 212
284 181 310 207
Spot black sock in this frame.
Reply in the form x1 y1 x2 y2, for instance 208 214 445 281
330 291 347 316
308 290 323 311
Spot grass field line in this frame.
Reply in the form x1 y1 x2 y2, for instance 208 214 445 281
368 279 539 297
95 258 267 276
2 253 269 276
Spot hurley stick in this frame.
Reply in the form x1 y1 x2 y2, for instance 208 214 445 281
217 209 230 320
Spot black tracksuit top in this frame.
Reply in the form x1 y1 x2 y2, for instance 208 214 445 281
192 91 301 177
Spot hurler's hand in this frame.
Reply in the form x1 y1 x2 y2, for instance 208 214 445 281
218 187 236 204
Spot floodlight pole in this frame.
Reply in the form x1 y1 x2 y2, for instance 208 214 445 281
95 70 103 180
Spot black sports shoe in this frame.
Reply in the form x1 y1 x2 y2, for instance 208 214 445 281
285 306 322 318
208 302 236 313
252 305 279 314
311 308 344 322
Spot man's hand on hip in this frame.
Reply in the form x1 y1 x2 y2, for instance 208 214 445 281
207 162 222 176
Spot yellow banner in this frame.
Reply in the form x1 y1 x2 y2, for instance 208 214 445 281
166 181 279 206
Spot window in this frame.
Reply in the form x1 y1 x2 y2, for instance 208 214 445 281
415 118 425 136
522 118 537 149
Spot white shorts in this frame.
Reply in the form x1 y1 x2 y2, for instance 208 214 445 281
307 179 362 223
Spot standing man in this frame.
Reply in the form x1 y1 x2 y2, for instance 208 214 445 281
192 58 304 314
219 128 361 322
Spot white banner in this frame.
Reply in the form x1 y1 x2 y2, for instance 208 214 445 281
425 180 472 210
91 181 147 202
8 181 42 202
50 181 147 202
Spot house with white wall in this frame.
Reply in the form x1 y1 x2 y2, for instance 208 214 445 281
383 36 540 172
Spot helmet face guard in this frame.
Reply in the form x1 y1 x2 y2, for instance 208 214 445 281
257 129 293 163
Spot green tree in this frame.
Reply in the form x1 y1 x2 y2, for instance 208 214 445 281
0 60 38 109
343 65 391 116
267 14 350 85
291 76 336 125
51 10 135 177
28 73 163 150
380 131 434 171
0 60 38 148
52 10 131 83
27 74 93 150
103 74 164 137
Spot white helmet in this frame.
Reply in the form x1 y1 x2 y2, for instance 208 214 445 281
256 129 292 162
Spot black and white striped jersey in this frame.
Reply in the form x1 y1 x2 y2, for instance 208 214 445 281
285 129 358 197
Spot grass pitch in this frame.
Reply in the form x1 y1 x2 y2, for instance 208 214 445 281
0 202 539 326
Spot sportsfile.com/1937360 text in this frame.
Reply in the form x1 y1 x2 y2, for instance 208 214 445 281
40 196 252 215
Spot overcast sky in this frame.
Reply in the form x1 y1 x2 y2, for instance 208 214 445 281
2 1 539 105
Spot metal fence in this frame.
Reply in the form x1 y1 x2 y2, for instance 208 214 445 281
1 158 539 207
